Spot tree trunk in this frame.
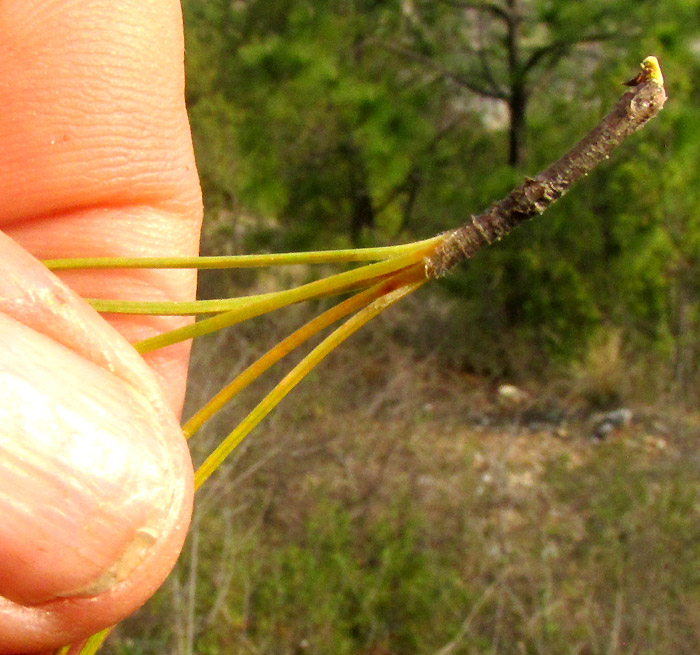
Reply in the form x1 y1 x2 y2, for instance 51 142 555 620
342 139 376 244
508 84 527 167
505 0 526 167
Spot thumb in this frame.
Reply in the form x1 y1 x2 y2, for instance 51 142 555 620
0 232 193 651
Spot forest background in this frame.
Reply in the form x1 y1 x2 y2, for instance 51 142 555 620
106 1 700 654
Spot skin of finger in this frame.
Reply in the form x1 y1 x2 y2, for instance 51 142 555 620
0 0 203 415
7 208 198 415
0 236 193 649
0 0 201 646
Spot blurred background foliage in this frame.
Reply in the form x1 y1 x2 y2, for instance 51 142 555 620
184 0 700 396
106 3 700 654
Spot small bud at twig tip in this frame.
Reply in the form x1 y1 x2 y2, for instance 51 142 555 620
624 55 663 87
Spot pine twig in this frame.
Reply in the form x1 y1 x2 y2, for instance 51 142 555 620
425 56 667 278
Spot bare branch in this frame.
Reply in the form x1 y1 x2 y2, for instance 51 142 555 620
436 0 510 22
476 11 507 98
425 57 667 277
523 32 626 75
373 39 509 100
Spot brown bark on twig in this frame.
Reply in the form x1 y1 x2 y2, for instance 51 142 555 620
424 58 667 278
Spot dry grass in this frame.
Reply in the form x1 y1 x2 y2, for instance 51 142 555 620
106 292 700 655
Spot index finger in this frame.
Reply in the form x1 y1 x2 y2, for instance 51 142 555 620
0 0 203 414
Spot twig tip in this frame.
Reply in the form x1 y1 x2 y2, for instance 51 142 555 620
625 55 664 87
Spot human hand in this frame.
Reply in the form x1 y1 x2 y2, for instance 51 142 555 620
0 0 201 651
